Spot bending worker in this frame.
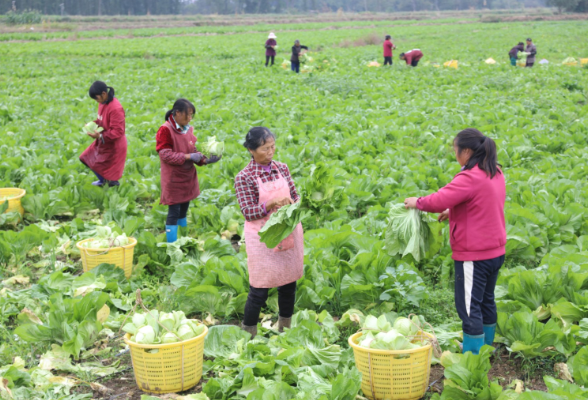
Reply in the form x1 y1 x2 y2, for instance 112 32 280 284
404 128 506 355
80 81 127 187
400 49 423 67
234 127 304 338
508 42 525 66
155 98 221 243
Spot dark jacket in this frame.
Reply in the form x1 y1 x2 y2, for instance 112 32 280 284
526 43 537 63
508 44 524 58
290 45 308 63
265 39 276 57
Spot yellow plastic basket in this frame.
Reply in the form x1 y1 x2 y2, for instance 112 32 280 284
124 326 208 394
581 58 588 66
443 60 458 69
349 331 434 400
76 237 137 278
0 188 26 217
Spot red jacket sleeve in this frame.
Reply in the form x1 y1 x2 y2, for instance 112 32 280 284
102 105 125 142
416 172 474 214
156 126 173 152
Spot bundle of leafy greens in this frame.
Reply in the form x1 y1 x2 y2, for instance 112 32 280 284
384 203 432 262
258 200 311 249
123 310 205 344
354 314 426 351
79 225 130 249
82 121 103 135
200 136 224 158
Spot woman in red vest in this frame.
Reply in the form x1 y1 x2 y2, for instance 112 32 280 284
80 81 127 187
155 99 221 242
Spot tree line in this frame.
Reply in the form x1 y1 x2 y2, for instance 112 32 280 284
3 0 586 16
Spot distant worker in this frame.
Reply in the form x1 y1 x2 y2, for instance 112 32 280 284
508 42 525 66
265 32 277 67
80 81 126 187
383 35 396 66
290 40 308 74
525 38 537 68
400 49 423 67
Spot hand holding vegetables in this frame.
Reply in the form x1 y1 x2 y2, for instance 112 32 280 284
266 197 293 212
404 197 418 209
82 121 103 139
205 155 222 164
189 153 204 163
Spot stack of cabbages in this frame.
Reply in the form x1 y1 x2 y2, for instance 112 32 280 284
123 310 205 344
355 315 427 351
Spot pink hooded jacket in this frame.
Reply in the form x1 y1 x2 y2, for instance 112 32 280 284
416 165 506 261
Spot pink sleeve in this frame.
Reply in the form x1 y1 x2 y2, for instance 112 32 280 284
159 148 186 166
102 106 125 142
416 172 473 213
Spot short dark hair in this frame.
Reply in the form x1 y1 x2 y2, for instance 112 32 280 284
385 35 391 39
526 38 532 41
165 98 196 121
89 81 115 104
518 42 524 46
400 53 405 57
454 128 501 178
243 127 276 152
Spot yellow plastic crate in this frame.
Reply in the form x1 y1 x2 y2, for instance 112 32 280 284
580 58 588 66
76 237 137 278
124 326 208 394
349 331 434 400
0 188 26 217
443 60 458 69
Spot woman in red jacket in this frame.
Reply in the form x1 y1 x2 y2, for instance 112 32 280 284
404 128 506 355
155 99 221 243
80 81 127 187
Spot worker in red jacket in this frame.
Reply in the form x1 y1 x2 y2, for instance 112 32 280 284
400 49 423 67
156 99 222 242
383 35 395 66
404 128 506 356
80 81 127 187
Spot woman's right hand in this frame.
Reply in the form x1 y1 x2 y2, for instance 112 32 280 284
266 197 293 212
438 209 449 222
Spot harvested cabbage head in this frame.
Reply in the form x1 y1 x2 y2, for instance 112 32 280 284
200 136 224 157
82 121 103 135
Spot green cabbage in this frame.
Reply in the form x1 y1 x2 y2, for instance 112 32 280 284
82 121 103 135
135 325 156 344
200 136 225 157
355 313 427 351
127 311 204 345
80 226 130 249
384 204 432 262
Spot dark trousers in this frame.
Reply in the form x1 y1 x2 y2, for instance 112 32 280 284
411 59 420 67
454 255 504 336
243 281 297 326
265 55 275 66
526 61 534 67
384 56 392 65
291 61 300 73
166 201 190 225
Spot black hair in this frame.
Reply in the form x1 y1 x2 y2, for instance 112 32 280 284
400 52 405 57
89 81 114 104
243 127 276 152
385 35 391 40
454 128 501 178
165 98 196 121
517 42 524 46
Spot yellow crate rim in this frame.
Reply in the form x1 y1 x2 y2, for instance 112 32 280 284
0 188 26 201
76 237 138 252
123 326 208 349
348 331 434 355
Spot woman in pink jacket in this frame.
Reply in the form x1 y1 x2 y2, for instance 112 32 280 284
404 128 506 355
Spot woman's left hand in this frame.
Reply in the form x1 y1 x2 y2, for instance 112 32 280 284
87 131 100 139
404 197 418 209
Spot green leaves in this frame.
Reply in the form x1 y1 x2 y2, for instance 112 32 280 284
384 204 432 263
258 200 311 249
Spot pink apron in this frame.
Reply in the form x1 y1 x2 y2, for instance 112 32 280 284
244 171 304 288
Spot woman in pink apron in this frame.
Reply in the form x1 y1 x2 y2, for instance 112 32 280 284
234 127 304 338
80 81 126 187
155 99 221 243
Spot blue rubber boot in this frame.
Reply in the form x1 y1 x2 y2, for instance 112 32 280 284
166 225 178 243
462 333 485 355
178 218 188 227
483 324 496 346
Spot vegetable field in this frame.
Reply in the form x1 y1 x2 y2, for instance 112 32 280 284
1 15 588 400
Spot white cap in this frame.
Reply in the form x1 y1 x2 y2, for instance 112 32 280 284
268 32 277 39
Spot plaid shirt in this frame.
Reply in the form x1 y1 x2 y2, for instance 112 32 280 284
235 159 300 221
